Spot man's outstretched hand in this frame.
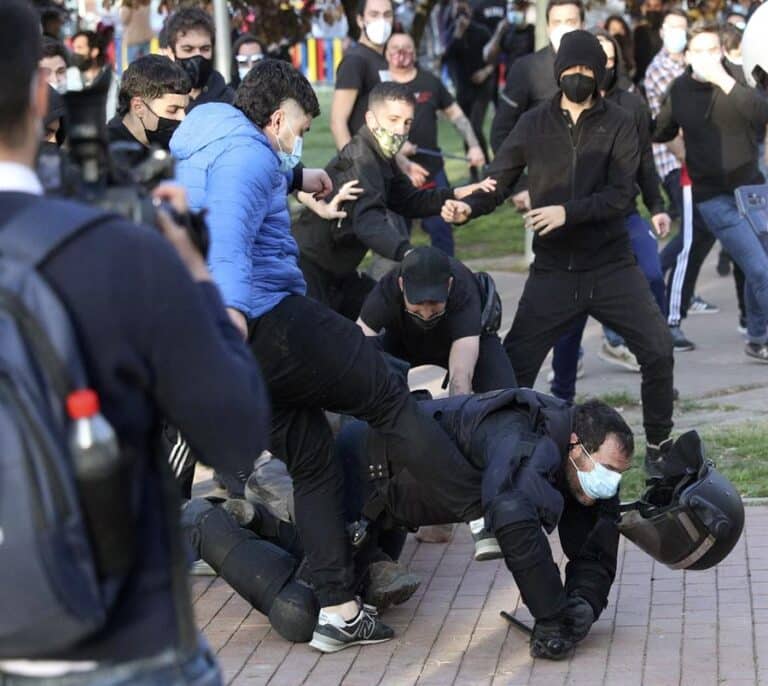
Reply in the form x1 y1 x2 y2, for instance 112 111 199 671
454 176 496 199
302 168 333 198
441 199 473 224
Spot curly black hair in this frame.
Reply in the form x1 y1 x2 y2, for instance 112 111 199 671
164 7 215 51
234 58 320 128
573 398 634 457
117 54 191 116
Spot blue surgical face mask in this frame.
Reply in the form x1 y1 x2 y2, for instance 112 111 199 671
277 118 303 172
507 9 524 24
570 443 622 500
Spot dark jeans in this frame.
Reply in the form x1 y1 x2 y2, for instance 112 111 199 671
300 255 377 321
380 331 518 392
551 213 667 402
408 168 455 256
659 169 716 325
248 295 482 605
0 643 221 686
456 80 493 180
503 261 674 444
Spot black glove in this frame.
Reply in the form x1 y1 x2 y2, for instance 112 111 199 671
529 614 574 660
563 595 595 642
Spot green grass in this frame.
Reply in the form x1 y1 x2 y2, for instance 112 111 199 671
303 87 525 261
619 423 768 501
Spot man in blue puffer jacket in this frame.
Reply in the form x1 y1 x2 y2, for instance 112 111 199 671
171 59 486 653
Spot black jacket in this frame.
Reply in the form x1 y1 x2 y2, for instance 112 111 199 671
653 70 768 201
604 84 665 216
187 70 235 112
490 45 557 152
0 192 269 661
292 126 455 276
366 388 619 620
466 93 640 271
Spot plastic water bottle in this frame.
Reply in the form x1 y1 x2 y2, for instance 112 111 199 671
67 389 136 577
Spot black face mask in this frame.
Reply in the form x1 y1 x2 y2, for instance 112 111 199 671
406 309 446 331
560 73 596 104
140 102 181 150
645 10 663 29
176 54 213 90
601 66 616 91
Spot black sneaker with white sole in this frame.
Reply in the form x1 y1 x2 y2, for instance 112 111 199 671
669 325 695 352
309 606 394 653
745 342 768 363
688 295 719 314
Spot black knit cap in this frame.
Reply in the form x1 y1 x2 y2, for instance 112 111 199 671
554 30 607 88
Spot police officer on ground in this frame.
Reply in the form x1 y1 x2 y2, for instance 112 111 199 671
336 390 634 660
0 2 269 682
442 30 675 458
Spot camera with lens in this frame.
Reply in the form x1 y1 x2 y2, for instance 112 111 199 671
37 69 209 256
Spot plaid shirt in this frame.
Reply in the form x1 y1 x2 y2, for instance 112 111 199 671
644 48 686 180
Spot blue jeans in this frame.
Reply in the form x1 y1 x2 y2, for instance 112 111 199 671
417 168 455 256
697 194 768 344
551 213 666 402
0 642 222 686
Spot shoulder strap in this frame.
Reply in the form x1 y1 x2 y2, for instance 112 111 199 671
0 198 116 266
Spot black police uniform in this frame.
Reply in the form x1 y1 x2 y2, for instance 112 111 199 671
292 126 456 319
336 389 620 624
358 257 517 391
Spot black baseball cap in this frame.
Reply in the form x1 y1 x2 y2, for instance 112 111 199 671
401 247 451 304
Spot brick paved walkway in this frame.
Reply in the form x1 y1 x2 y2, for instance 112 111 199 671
193 506 768 686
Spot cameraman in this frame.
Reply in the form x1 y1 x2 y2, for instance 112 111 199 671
108 55 191 150
0 2 269 683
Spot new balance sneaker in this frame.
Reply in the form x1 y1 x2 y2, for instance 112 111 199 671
745 342 768 363
688 295 719 314
309 606 394 653
469 518 503 561
669 325 695 352
363 560 421 611
597 339 640 372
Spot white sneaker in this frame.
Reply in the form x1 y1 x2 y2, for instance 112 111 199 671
598 339 640 372
189 559 217 576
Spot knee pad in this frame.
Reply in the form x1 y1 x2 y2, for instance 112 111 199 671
268 581 319 643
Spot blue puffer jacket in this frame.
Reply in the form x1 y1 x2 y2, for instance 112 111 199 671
171 103 306 319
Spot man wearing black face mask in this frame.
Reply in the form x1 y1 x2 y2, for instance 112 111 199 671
442 30 675 458
356 246 517 396
162 7 233 112
108 55 191 150
632 0 664 84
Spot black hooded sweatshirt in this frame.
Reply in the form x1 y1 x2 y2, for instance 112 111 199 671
187 69 234 112
653 69 768 201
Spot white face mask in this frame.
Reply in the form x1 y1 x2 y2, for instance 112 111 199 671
550 25 576 52
238 66 250 81
570 444 623 500
663 26 687 54
365 17 393 46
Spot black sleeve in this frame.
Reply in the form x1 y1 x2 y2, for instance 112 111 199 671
727 82 768 129
138 231 271 475
387 169 455 218
335 54 367 91
651 88 680 143
359 277 397 331
635 101 666 215
490 59 530 152
347 155 413 260
437 79 456 110
563 111 640 224
465 116 528 217
558 495 620 619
